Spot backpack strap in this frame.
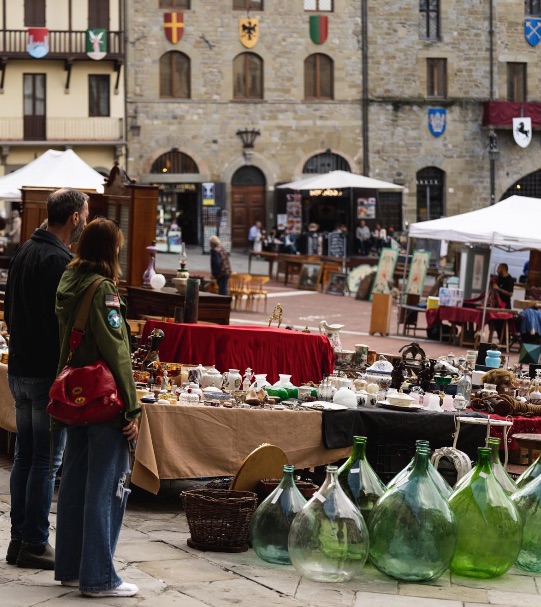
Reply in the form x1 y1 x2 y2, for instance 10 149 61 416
68 278 108 352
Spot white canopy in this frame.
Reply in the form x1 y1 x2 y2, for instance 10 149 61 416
277 170 404 191
0 149 105 199
409 195 541 250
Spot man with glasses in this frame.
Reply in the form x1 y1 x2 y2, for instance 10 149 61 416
4 188 89 569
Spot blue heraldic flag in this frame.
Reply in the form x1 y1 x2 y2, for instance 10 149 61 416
428 108 446 137
525 18 541 47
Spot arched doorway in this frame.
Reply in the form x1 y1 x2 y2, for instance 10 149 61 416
150 150 200 249
231 166 266 248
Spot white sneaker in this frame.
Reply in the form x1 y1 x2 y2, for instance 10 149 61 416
60 579 79 587
81 582 139 598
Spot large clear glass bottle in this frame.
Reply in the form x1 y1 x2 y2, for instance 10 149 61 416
387 440 452 498
338 436 386 520
454 437 517 495
511 474 541 572
250 465 307 565
288 465 369 582
516 452 541 488
368 447 457 582
449 447 522 578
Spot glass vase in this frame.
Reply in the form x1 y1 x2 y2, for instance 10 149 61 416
250 465 307 565
449 447 522 578
368 447 457 582
454 438 517 495
387 440 452 498
288 465 369 582
511 474 541 572
338 436 386 520
516 452 541 488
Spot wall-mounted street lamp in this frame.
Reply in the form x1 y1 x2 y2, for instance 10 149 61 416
130 107 141 137
236 128 261 163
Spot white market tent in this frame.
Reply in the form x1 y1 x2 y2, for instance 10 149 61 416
409 195 541 250
407 195 541 329
0 149 105 199
278 170 404 192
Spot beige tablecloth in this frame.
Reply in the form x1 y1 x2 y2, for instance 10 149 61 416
132 404 351 494
0 362 16 433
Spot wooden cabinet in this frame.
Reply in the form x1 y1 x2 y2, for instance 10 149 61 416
19 164 158 288
126 286 232 325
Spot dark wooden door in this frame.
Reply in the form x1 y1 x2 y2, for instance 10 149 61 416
231 185 265 248
23 74 46 141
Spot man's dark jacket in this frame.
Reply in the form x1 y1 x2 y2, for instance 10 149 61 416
5 229 72 377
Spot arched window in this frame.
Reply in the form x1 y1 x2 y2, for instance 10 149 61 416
151 150 199 174
233 52 263 99
416 167 445 221
160 51 190 99
501 168 541 200
303 150 349 173
232 165 266 185
304 53 333 100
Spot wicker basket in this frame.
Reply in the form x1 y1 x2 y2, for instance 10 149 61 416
182 489 258 552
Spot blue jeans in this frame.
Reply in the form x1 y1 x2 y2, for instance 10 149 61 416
54 425 131 592
9 375 66 546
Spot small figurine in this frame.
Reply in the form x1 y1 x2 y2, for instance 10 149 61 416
268 303 283 328
391 359 407 390
418 359 434 393
142 328 165 370
242 368 253 391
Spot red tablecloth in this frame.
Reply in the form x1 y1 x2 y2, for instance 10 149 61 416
426 306 513 329
140 321 335 385
482 412 541 450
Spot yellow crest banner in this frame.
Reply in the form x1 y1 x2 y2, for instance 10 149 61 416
239 18 259 48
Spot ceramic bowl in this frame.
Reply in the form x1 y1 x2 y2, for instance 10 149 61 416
335 350 355 364
386 392 415 407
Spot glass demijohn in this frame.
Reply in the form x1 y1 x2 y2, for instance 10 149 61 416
511 474 541 572
449 447 522 578
288 465 369 582
338 436 386 520
368 447 457 582
250 465 307 565
516 451 541 488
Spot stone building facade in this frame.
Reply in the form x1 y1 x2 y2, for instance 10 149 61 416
124 0 541 250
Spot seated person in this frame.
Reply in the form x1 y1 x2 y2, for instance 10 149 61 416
280 228 297 254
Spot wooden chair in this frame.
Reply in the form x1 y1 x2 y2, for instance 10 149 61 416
229 273 251 310
246 275 270 312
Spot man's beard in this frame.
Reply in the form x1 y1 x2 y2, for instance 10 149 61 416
70 220 85 244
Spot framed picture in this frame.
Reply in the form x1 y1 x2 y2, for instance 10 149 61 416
298 263 322 290
405 249 431 295
326 272 348 296
370 247 398 299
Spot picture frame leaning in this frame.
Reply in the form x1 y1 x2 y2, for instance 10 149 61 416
298 263 322 290
326 272 348 296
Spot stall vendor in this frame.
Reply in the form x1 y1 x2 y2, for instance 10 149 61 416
494 263 514 309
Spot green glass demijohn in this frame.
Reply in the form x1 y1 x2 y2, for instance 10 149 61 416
511 474 541 572
337 436 386 520
516 451 541 488
449 447 522 578
454 438 517 495
288 465 369 582
249 465 307 565
368 447 457 582
387 440 452 498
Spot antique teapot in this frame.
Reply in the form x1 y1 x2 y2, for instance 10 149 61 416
319 320 344 353
200 366 223 389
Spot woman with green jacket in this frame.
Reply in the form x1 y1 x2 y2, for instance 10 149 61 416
53 217 140 598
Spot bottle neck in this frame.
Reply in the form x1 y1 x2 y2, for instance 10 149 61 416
279 465 296 487
487 439 501 464
475 448 493 475
351 436 367 461
412 448 430 474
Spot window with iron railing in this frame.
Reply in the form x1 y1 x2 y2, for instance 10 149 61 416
419 0 440 40
525 0 541 16
305 54 333 100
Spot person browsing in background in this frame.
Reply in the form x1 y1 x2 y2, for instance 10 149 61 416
209 235 232 295
247 220 262 250
356 219 371 255
280 227 297 254
8 210 21 245
53 217 140 597
4 188 89 570
494 263 514 309
372 223 387 254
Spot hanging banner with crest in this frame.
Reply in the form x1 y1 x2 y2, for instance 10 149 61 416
428 108 446 137
309 15 328 44
27 28 49 58
86 29 107 60
525 18 541 47
513 117 532 148
164 13 184 43
239 18 259 48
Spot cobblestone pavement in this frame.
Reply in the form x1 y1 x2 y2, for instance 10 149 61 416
1 462 540 606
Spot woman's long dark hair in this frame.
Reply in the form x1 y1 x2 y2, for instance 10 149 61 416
68 217 124 282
